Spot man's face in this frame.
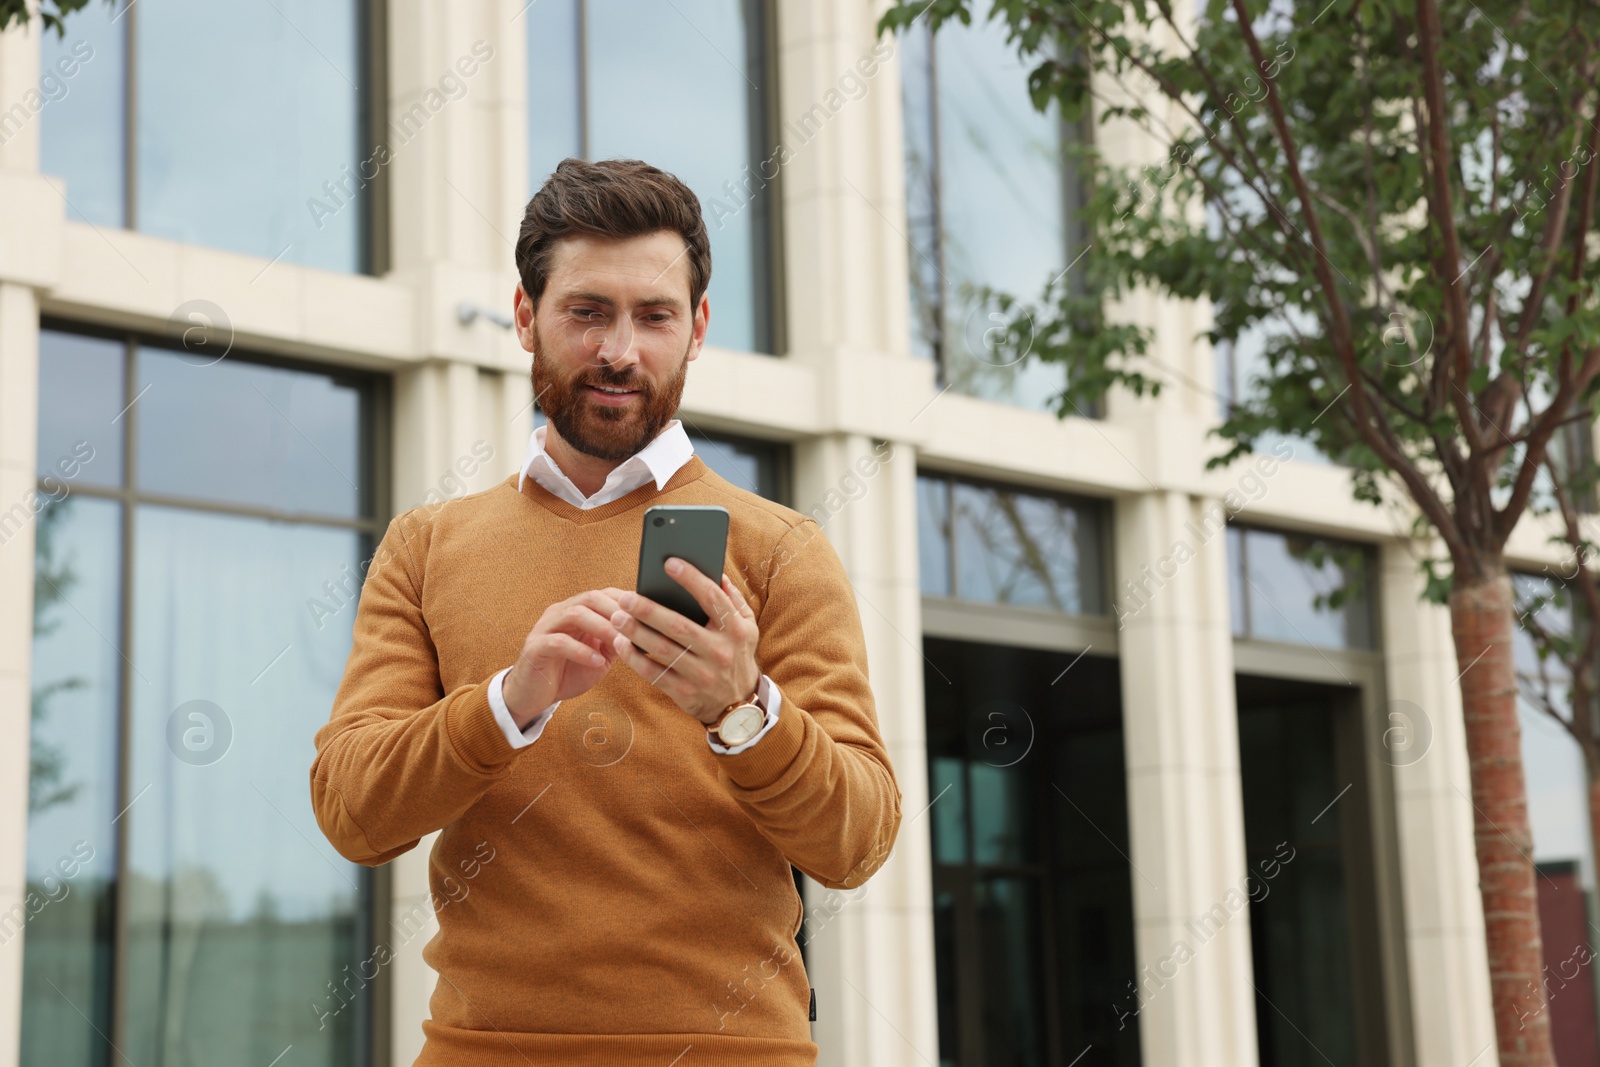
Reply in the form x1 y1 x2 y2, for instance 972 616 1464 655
516 230 708 462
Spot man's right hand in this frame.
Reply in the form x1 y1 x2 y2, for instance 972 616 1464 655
501 590 627 729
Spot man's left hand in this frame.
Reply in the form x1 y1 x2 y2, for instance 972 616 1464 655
605 559 761 727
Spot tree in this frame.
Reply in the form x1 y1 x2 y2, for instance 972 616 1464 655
877 1 1600 1063
1 0 108 37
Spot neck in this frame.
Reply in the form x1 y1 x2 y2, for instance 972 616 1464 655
542 423 630 497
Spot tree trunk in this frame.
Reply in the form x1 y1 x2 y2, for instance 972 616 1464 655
1450 572 1555 1065
1459 575 1555 1067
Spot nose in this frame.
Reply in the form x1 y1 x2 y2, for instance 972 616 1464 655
591 313 638 372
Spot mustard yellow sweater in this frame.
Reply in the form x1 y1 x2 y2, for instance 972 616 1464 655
309 455 903 1066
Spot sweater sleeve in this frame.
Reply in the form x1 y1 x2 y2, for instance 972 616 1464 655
712 519 904 890
309 513 529 866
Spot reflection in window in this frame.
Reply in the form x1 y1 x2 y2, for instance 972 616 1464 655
1511 572 1600 1054
924 639 1139 1065
22 495 120 1067
39 0 369 272
527 0 777 353
124 508 369 1066
1226 524 1376 649
917 470 1106 614
23 326 381 1065
899 0 1085 412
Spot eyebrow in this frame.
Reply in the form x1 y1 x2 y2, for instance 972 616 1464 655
562 290 686 312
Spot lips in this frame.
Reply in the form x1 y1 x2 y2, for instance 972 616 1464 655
584 383 641 406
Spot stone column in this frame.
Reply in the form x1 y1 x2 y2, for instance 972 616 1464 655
1115 488 1261 1066
0 281 42 1067
380 3 532 1061
1378 542 1497 1065
771 0 941 1061
791 432 938 1067
0 14 63 1063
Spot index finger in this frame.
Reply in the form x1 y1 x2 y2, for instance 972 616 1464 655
667 557 738 630
567 588 626 621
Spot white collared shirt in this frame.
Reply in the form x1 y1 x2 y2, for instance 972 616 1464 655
487 418 780 754
516 418 695 506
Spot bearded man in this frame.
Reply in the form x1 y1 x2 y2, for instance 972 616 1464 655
310 157 902 1067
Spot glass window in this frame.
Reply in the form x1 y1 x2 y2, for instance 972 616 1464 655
21 494 121 1067
527 0 777 354
900 0 1083 412
916 473 952 597
38 3 125 228
918 469 1106 614
23 326 382 1066
1226 524 1376 650
1236 677 1366 1064
124 507 368 1065
924 638 1140 1065
683 429 787 504
40 0 369 272
135 344 368 518
35 329 123 490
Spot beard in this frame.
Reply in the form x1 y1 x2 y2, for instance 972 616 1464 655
530 324 691 462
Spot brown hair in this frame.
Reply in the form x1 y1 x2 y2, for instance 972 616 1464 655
516 157 712 313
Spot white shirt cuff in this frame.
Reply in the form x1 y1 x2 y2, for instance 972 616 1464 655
707 674 781 755
487 666 559 749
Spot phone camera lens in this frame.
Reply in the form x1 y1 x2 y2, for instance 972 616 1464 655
652 516 665 527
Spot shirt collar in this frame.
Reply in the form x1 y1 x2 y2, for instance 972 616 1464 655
517 418 694 497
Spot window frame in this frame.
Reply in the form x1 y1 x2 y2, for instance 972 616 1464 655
1230 668 1413 1066
70 0 385 274
30 318 393 1067
920 637 1140 1066
900 13 1095 413
1227 521 1381 652
1229 549 1412 1066
916 467 1114 622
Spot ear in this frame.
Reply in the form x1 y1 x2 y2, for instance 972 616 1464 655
514 285 537 354
687 293 710 362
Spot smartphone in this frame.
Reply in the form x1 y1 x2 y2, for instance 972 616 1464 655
635 505 730 627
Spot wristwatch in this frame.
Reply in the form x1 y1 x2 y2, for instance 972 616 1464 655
708 684 766 748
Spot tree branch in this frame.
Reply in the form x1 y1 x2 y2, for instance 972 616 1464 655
1224 0 1464 558
1493 88 1600 543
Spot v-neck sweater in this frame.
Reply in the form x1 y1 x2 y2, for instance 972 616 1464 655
309 454 903 1066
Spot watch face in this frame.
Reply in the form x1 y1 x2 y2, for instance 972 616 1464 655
721 704 765 745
